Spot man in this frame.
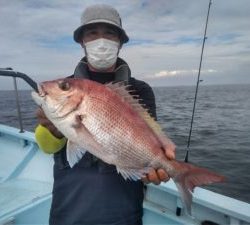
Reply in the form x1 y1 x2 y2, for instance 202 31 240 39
35 4 175 225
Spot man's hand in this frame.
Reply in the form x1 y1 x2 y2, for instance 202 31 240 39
142 145 176 185
36 107 64 139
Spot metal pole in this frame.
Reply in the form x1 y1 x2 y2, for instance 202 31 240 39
0 68 38 92
13 77 24 133
185 0 212 162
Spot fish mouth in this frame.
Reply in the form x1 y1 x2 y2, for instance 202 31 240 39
31 84 47 106
37 84 47 97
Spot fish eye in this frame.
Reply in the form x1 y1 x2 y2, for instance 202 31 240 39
58 80 70 91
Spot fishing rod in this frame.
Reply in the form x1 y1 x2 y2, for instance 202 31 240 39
184 0 212 163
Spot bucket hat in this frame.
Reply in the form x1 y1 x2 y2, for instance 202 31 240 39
73 4 129 44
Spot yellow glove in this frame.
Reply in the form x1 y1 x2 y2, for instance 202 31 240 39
35 124 67 154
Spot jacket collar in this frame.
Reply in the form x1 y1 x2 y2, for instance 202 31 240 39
73 57 131 81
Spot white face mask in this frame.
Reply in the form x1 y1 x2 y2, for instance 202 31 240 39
84 38 120 71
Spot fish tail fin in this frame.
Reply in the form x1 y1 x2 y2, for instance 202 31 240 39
167 161 225 215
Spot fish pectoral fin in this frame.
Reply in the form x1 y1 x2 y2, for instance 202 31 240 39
66 121 103 168
116 167 152 181
66 140 87 167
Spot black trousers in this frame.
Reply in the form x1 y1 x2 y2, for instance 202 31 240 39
49 151 144 225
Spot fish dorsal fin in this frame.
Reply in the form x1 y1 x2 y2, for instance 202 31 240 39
105 82 165 139
105 82 175 154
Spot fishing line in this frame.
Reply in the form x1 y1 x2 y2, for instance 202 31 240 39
185 0 212 163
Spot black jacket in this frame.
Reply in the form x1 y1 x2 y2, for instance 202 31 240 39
49 58 156 225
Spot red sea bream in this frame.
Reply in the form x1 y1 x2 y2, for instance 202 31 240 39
32 78 225 214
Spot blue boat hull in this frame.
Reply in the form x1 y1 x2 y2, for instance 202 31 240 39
1 125 250 225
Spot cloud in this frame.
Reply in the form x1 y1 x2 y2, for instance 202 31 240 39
154 70 182 78
146 69 217 79
149 70 191 79
0 0 250 89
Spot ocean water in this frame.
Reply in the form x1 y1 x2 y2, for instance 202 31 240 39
0 84 249 203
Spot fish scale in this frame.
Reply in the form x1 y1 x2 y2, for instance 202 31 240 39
85 113 153 168
83 95 158 163
32 78 225 215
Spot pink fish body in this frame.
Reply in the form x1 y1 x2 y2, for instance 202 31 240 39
32 78 225 214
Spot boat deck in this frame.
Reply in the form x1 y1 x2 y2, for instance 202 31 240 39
0 124 250 225
0 125 53 224
0 179 51 218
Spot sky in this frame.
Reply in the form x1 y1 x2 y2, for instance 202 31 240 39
0 0 250 89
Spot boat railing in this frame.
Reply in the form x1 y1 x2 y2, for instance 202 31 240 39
0 68 38 133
